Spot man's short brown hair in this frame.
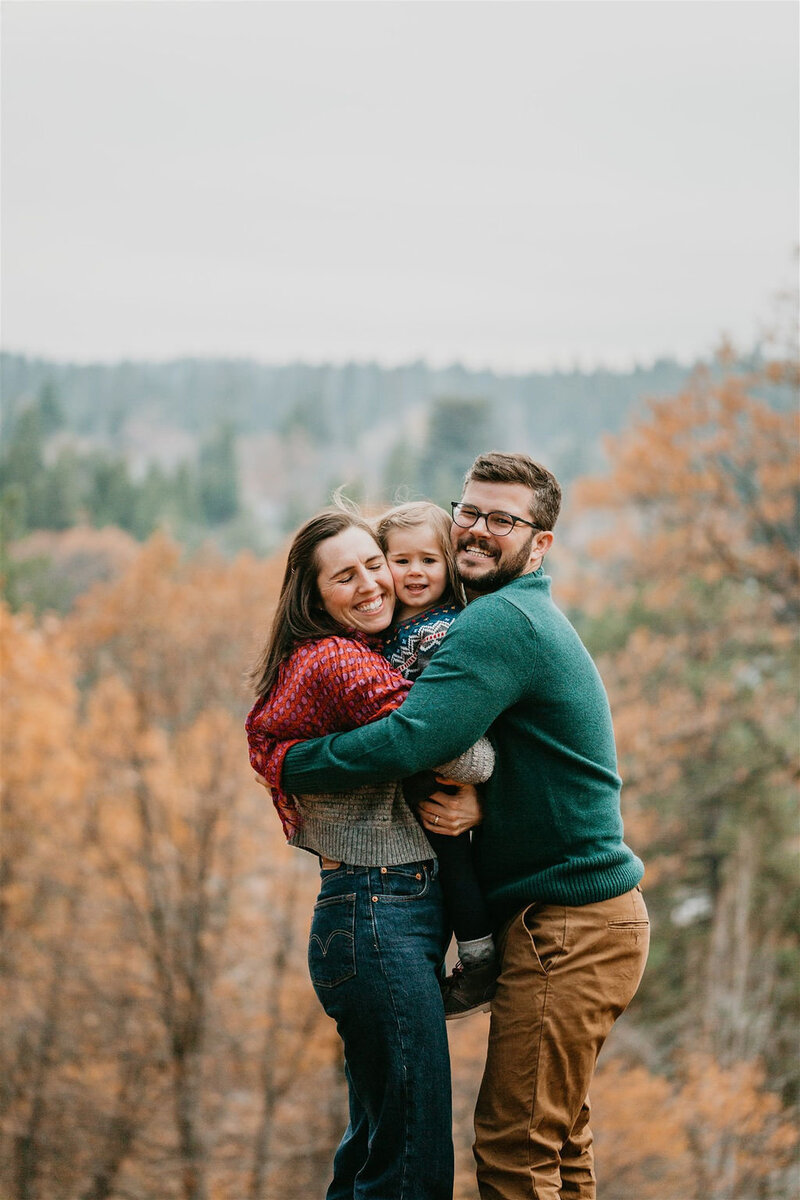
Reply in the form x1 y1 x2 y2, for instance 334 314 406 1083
464 451 561 531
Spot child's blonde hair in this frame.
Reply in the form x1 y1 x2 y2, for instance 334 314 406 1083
375 501 465 608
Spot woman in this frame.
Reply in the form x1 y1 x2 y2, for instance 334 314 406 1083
246 508 490 1200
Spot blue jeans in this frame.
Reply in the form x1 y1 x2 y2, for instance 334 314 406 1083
308 860 453 1200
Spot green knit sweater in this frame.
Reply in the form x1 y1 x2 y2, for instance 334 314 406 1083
283 570 644 921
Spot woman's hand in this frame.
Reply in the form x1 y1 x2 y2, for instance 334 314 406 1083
417 780 483 837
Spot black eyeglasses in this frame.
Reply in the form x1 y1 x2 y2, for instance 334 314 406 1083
451 502 541 537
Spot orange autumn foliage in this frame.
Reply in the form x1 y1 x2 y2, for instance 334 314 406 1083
561 354 799 1197
570 358 797 896
1 538 338 1200
591 1051 798 1200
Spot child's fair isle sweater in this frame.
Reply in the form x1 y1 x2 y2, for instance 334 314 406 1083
381 602 461 683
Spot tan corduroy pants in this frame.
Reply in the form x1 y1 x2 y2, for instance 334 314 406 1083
474 886 650 1200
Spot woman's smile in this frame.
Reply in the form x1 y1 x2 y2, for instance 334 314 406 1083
355 595 387 614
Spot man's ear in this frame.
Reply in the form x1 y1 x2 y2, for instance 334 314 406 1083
531 530 554 567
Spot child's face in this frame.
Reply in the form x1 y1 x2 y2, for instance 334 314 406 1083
384 522 450 620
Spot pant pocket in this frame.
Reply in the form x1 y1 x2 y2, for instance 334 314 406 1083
521 903 567 976
308 893 356 988
375 863 431 901
607 886 650 931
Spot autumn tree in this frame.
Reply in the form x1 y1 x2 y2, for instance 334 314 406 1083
563 349 799 1196
589 1050 797 1200
1 538 344 1200
69 537 339 1200
0 605 87 1199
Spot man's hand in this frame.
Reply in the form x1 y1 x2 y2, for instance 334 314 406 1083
417 780 483 837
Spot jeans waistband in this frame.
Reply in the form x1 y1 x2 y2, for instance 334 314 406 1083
324 859 437 877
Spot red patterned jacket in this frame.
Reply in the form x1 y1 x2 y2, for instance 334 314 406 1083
245 634 411 839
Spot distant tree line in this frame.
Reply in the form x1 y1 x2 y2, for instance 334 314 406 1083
0 386 239 543
2 347 794 606
2 354 697 441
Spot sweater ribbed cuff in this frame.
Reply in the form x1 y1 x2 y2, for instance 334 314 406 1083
436 735 495 784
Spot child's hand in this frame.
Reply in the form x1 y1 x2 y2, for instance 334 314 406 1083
418 781 483 837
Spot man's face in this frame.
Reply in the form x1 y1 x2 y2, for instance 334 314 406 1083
450 480 549 595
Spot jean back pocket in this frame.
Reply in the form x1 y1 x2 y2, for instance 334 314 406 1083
308 893 356 988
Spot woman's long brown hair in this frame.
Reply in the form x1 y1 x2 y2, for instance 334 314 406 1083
248 507 382 700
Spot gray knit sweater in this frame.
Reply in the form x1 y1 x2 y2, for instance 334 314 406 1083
289 737 495 865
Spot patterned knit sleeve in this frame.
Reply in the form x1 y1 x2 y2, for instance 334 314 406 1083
245 636 411 837
316 638 411 729
244 700 303 840
245 696 300 785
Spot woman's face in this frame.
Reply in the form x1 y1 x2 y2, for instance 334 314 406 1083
315 526 396 635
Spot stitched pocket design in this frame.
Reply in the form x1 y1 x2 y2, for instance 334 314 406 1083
308 894 356 988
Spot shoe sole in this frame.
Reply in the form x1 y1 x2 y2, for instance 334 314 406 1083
444 1000 493 1021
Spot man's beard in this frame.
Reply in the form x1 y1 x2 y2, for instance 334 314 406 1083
455 532 534 594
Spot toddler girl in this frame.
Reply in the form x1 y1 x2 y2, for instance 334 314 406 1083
376 501 498 1019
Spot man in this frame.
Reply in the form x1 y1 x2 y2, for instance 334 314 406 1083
266 451 648 1199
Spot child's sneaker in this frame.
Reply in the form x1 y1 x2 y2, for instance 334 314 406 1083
442 958 498 1020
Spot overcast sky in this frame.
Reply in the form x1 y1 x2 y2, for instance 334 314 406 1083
2 1 797 371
